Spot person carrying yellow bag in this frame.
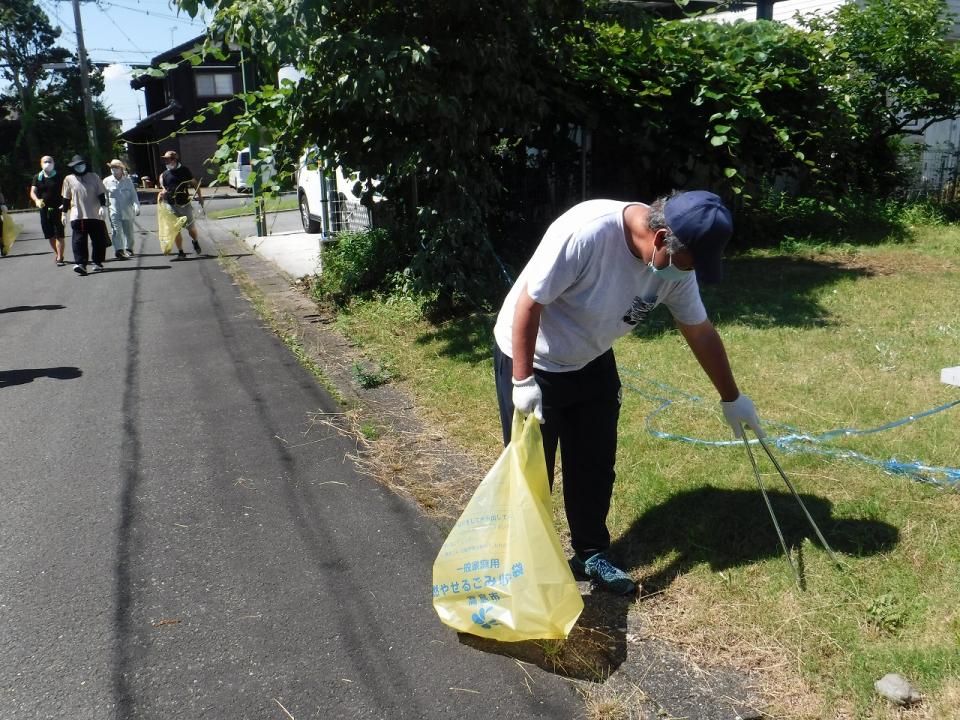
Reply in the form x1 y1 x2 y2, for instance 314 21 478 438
1 190 20 257
433 411 583 641
493 193 765 596
157 200 187 255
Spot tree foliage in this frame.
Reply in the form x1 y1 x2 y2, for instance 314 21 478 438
173 0 960 309
806 0 960 140
0 0 113 205
177 0 583 312
565 18 845 201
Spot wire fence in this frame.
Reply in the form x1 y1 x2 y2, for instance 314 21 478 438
901 148 960 202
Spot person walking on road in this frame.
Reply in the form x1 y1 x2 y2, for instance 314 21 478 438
103 159 140 259
61 154 109 276
493 191 764 596
0 189 8 257
29 156 66 266
157 150 204 259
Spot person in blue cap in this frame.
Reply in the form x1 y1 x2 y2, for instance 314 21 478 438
492 190 764 595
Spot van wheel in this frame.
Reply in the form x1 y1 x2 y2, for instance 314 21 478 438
299 194 322 233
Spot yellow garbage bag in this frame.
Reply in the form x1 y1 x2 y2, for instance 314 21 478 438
1 211 21 255
157 202 186 255
432 411 583 641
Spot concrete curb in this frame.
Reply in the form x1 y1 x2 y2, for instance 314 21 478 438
241 230 323 278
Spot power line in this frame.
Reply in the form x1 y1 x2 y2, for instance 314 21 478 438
94 1 153 59
87 46 165 53
94 0 204 24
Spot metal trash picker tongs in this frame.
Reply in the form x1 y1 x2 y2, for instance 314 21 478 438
739 424 843 587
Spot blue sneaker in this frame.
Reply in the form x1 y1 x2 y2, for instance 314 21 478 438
570 553 637 595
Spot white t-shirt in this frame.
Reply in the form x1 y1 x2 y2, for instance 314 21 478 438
494 199 708 372
61 172 106 222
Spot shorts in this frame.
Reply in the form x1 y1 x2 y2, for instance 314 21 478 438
39 207 65 239
167 202 195 228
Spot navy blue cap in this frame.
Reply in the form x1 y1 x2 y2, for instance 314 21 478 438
663 190 732 284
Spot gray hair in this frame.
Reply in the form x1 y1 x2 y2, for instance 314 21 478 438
647 192 687 254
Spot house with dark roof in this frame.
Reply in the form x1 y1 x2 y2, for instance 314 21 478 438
121 34 254 186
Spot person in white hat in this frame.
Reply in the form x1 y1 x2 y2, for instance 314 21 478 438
103 159 140 259
60 154 109 275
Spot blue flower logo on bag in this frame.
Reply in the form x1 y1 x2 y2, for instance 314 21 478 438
471 605 499 629
622 296 657 325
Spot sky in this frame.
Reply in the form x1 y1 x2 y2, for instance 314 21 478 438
34 0 211 130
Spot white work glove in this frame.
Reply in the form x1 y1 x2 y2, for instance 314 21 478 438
35 199 45 209
134 204 140 216
98 206 106 221
512 375 544 423
722 394 764 439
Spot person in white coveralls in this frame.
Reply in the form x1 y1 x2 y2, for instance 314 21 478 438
103 159 140 259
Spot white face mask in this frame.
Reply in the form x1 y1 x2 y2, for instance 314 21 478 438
165 162 176 171
647 249 694 283
74 163 86 174
111 168 123 178
42 162 54 173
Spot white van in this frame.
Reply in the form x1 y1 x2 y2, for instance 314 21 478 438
295 150 379 235
228 147 276 192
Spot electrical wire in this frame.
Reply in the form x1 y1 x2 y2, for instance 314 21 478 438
619 368 960 487
95 0 204 25
93 1 153 60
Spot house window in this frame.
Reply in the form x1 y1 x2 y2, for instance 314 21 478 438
195 72 234 97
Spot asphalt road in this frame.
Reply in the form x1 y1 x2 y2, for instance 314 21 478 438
0 208 582 719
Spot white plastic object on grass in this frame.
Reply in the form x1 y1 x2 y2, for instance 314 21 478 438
941 366 960 386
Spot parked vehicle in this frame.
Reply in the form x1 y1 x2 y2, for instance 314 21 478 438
228 147 276 192
295 150 379 235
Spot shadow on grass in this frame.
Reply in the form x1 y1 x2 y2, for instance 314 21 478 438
634 255 876 340
415 312 496 365
457 591 631 682
610 486 899 592
413 256 876 359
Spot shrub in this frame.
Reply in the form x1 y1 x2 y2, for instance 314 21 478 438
315 228 401 303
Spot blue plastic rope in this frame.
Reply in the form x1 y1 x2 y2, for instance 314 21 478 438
619 368 960 488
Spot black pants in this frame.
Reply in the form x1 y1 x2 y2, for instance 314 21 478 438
71 218 108 267
40 207 65 239
494 345 621 560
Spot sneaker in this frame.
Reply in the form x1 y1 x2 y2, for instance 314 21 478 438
114 251 126 260
125 250 134 258
192 240 202 255
73 264 87 276
176 250 187 260
93 263 104 272
56 259 65 267
570 553 637 595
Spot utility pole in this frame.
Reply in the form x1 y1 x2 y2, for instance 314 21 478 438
240 47 266 237
70 0 100 170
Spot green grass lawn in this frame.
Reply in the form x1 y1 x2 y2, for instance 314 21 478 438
206 195 299 219
331 227 960 718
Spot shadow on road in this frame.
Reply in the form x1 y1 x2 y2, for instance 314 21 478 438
1 250 54 258
0 304 65 313
0 366 82 387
